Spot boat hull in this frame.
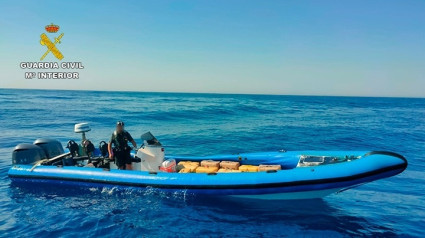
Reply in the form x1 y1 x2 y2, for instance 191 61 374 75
8 151 407 200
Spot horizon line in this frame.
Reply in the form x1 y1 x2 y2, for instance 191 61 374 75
0 87 424 99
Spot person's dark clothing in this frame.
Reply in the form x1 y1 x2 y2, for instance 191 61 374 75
110 130 133 167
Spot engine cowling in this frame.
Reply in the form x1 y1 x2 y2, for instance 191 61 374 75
12 144 47 165
33 138 64 158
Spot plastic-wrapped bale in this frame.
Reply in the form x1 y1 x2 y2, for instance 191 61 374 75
220 161 240 170
177 161 199 172
178 161 199 167
200 160 220 168
217 168 241 173
239 165 259 172
258 165 282 172
196 166 219 173
179 168 193 173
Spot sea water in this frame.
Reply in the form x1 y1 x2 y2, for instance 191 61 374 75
0 89 424 237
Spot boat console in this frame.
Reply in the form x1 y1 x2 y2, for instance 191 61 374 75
135 132 165 172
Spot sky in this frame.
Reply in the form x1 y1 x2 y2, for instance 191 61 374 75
0 0 424 97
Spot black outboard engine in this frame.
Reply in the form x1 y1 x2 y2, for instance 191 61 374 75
33 138 64 158
12 144 47 164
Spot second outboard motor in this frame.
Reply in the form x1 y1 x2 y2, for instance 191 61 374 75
12 144 47 165
34 138 64 158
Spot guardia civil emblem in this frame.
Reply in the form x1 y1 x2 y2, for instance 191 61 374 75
40 23 64 61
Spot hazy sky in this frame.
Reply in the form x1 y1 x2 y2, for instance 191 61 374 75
0 0 424 97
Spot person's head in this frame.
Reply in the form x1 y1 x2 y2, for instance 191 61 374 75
116 121 124 132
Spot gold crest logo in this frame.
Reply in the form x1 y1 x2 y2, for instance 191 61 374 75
40 23 64 61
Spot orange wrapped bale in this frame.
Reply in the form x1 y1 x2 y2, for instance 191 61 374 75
178 161 200 166
200 160 220 168
220 161 240 170
178 168 193 173
258 165 281 171
217 168 241 173
238 165 259 172
178 161 199 172
195 166 219 173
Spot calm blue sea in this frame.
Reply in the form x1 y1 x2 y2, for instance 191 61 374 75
0 89 424 237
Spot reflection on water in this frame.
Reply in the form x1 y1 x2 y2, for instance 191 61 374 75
7 182 398 237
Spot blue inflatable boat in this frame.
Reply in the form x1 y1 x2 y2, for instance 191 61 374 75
7 124 407 200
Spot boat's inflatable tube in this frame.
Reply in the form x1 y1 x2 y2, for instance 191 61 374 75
8 151 407 199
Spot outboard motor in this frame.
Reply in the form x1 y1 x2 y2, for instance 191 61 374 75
136 132 164 172
12 144 47 164
33 138 64 158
